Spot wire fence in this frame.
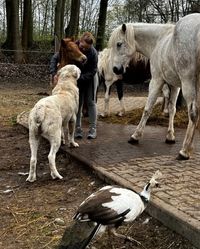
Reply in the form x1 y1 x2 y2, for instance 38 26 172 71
0 48 54 65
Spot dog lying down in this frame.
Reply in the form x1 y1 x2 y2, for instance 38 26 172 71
26 64 81 182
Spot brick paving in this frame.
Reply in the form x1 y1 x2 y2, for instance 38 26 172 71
63 97 200 249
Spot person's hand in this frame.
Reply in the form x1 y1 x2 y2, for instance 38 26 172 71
53 74 58 84
50 74 58 90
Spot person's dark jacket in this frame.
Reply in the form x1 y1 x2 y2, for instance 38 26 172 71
75 41 98 90
49 52 59 77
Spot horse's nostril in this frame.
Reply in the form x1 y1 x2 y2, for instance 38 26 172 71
113 66 124 75
113 67 118 74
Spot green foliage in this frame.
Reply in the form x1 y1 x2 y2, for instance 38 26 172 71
10 115 17 126
32 37 53 51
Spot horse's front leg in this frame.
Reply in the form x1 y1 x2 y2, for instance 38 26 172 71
165 86 180 144
116 79 125 116
177 83 199 160
128 78 163 144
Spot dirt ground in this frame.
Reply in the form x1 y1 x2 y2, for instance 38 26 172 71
0 74 196 249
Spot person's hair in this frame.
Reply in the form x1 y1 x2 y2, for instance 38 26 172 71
80 32 95 45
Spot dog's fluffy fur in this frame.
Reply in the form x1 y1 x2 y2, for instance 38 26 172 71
26 65 81 182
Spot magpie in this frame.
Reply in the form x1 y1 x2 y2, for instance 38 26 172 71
57 170 162 249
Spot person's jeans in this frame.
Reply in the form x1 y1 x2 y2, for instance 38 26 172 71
76 73 98 129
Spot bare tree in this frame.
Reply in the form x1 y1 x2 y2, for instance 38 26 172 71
65 0 80 38
22 0 33 50
41 0 50 36
79 0 99 33
96 0 108 51
54 0 66 40
0 0 7 38
3 0 23 62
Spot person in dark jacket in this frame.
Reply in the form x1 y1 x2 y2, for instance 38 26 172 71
49 52 60 89
49 32 98 139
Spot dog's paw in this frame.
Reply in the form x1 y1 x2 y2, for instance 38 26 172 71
69 142 79 148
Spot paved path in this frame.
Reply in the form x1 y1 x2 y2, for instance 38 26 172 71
63 97 200 249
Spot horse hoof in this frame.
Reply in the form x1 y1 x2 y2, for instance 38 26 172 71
163 112 169 117
99 113 107 118
116 113 123 117
128 137 139 144
176 154 189 160
165 139 175 144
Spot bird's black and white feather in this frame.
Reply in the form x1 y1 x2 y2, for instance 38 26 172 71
57 170 162 249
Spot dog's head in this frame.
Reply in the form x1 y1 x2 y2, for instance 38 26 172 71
57 64 81 81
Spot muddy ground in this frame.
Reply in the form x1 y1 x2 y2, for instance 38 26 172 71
0 64 196 249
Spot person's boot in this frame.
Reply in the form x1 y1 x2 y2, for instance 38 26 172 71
87 128 97 139
75 127 83 139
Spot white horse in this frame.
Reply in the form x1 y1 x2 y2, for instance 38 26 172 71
98 48 124 117
108 13 200 160
98 48 171 117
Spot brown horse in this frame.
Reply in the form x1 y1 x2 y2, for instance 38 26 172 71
58 38 87 69
51 38 87 89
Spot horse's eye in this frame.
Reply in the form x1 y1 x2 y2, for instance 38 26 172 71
117 42 122 48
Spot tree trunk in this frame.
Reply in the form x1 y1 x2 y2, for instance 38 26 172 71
95 0 108 51
55 0 63 40
65 0 80 38
54 0 66 40
42 0 50 36
22 0 33 50
3 0 23 63
60 0 66 38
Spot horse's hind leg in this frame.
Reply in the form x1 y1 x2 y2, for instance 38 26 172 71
129 78 164 144
177 80 199 160
116 79 125 116
165 86 180 144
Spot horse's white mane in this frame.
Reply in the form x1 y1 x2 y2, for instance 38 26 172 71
130 51 149 67
98 48 111 75
98 47 149 70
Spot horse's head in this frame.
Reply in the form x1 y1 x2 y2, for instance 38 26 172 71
59 38 87 68
108 23 136 75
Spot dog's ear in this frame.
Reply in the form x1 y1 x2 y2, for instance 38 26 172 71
72 67 81 79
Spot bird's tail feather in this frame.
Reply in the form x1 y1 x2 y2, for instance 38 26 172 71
57 221 101 249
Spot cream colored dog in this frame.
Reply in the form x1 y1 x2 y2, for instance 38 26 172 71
26 64 81 182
